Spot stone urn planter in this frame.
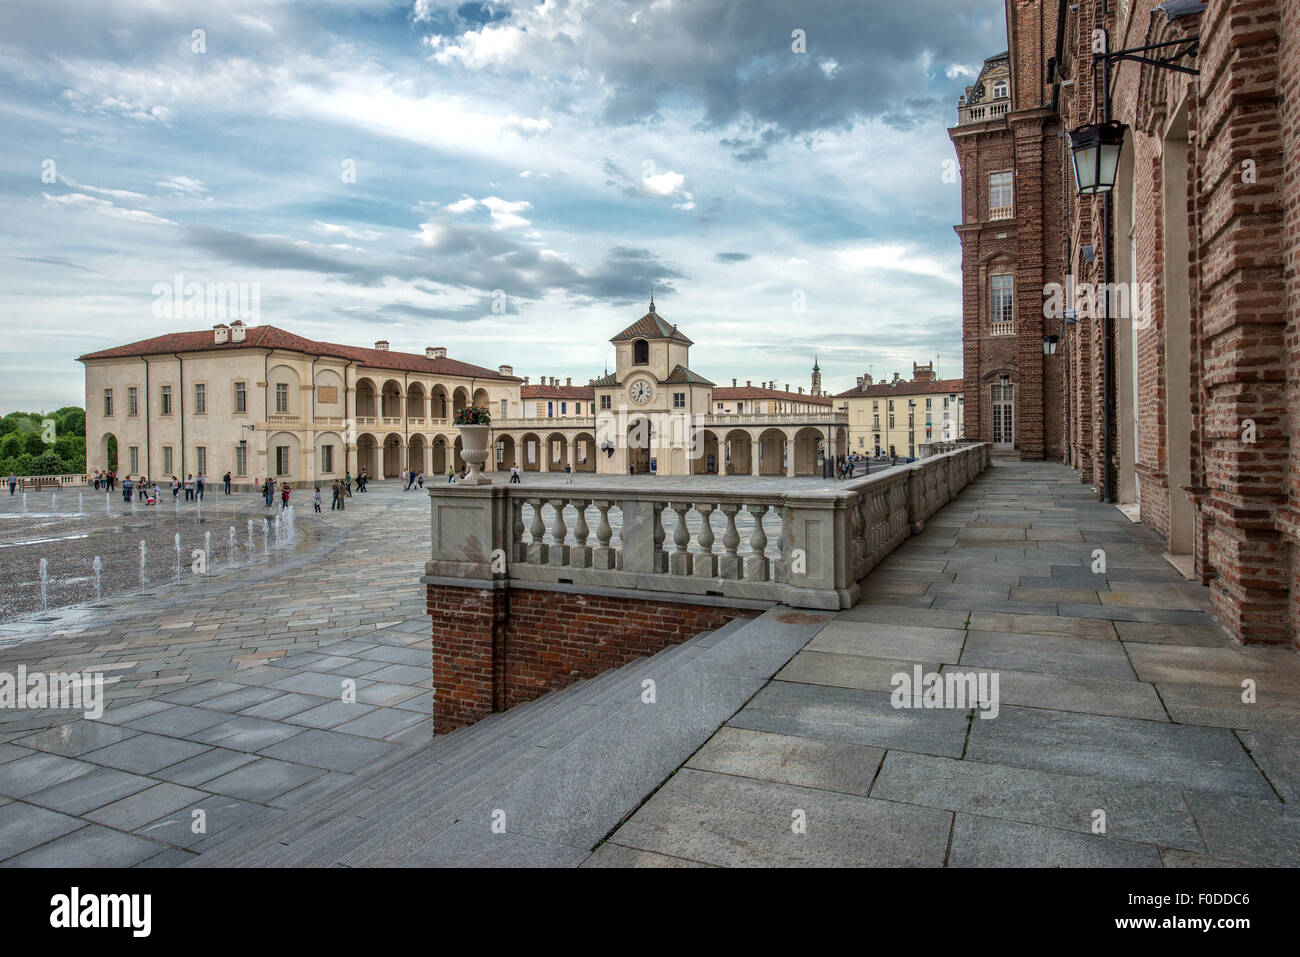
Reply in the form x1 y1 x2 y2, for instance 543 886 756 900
454 409 493 485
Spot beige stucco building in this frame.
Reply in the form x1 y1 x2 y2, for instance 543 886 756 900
80 321 522 486
833 363 965 459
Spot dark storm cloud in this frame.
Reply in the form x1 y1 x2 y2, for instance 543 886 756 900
12 255 96 272
715 252 750 262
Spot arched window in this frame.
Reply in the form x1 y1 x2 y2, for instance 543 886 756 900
992 80 1008 99
633 339 649 365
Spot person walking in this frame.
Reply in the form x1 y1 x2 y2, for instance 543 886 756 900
223 471 232 495
344 471 352 496
358 468 367 492
196 473 205 500
7 472 15 495
448 466 456 484
331 480 342 511
122 475 133 502
281 483 291 510
564 462 573 484
509 464 521 484
313 485 322 513
416 471 424 489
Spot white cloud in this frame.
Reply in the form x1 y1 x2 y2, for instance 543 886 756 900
480 196 532 229
642 169 686 197
59 176 147 202
155 175 208 195
313 220 383 241
42 191 174 226
946 63 977 80
503 115 552 136
445 197 479 214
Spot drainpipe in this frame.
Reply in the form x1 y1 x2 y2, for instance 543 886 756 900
1100 0 1117 503
141 356 151 477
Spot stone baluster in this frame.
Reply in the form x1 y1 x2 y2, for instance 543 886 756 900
527 498 548 564
570 499 592 567
511 498 526 564
719 504 742 579
548 498 570 566
744 504 769 580
693 503 718 578
669 502 694 576
592 500 616 570
652 502 668 573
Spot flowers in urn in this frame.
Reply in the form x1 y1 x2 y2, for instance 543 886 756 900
454 406 491 426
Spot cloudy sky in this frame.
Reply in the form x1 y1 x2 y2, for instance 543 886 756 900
0 0 1006 412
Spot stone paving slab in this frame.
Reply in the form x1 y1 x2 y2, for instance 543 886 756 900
948 814 1162 868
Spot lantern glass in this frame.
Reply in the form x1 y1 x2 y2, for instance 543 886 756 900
1069 122 1125 195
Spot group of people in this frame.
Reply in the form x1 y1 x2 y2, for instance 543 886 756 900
401 469 425 490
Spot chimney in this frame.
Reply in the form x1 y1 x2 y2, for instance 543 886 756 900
784 383 790 393
523 376 529 385
426 346 447 360
856 376 863 388
798 386 805 394
213 323 229 345
731 378 737 387
375 340 389 351
230 320 246 343
566 377 572 387
746 380 752 387
498 364 513 376
892 372 901 385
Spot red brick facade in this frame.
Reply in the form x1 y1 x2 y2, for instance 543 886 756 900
955 0 1299 648
427 583 758 733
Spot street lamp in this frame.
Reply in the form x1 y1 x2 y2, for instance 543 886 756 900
1042 334 1059 356
1068 121 1125 195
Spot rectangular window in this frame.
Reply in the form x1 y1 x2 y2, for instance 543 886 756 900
317 385 338 404
161 385 172 416
991 274 1014 331
235 382 247 413
589 403 595 414
195 383 206 415
196 447 207 475
547 401 553 417
990 171 1013 211
321 444 333 473
561 402 567 415
500 399 508 418
129 446 139 473
128 387 138 416
872 401 878 411
873 415 880 429
276 446 290 476
104 389 114 416
235 444 247 476
944 397 950 408
601 395 611 410
889 415 895 429
163 446 173 475
275 383 289 414
673 392 685 408
925 398 932 409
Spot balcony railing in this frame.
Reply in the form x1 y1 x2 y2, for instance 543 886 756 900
958 100 1010 124
424 443 991 610
990 321 1015 337
989 205 1015 221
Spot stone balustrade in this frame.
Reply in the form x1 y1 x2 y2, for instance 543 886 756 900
424 443 990 610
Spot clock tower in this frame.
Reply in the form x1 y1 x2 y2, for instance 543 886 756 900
592 297 714 474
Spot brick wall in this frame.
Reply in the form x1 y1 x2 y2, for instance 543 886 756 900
428 583 759 733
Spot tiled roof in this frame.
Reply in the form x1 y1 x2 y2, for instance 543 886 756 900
77 325 521 381
609 309 693 344
591 372 620 387
833 377 964 399
663 364 714 386
521 384 594 400
712 386 833 406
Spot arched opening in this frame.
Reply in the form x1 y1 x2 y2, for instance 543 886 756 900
382 433 403 478
693 430 721 474
355 378 378 419
627 417 652 473
452 387 470 416
429 385 449 423
316 431 343 478
102 432 118 471
472 388 490 410
380 380 402 419
496 434 517 471
407 434 426 475
267 431 301 481
793 427 824 476
432 435 450 475
757 428 787 476
406 383 427 423
723 429 751 475
545 432 569 471
572 432 596 472
356 434 379 477
633 338 649 365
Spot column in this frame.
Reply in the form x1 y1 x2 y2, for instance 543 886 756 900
750 437 761 476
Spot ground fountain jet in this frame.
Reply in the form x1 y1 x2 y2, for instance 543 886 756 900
174 532 181 584
204 531 211 576
246 519 255 562
139 540 147 586
38 557 48 611
92 556 102 601
229 526 237 569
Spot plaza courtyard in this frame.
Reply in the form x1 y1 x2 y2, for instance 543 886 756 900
0 463 1298 866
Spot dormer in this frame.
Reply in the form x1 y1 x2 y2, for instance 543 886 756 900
230 320 247 343
213 323 230 344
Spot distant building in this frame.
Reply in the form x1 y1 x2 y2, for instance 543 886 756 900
833 362 964 459
520 378 595 419
79 322 522 484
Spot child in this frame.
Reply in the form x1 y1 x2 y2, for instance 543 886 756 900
313 485 322 513
281 484 292 509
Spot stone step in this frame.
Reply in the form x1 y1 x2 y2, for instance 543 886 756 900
195 630 725 866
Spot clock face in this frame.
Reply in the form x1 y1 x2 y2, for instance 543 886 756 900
629 380 653 405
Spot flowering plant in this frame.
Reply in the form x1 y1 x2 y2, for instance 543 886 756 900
454 406 491 425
